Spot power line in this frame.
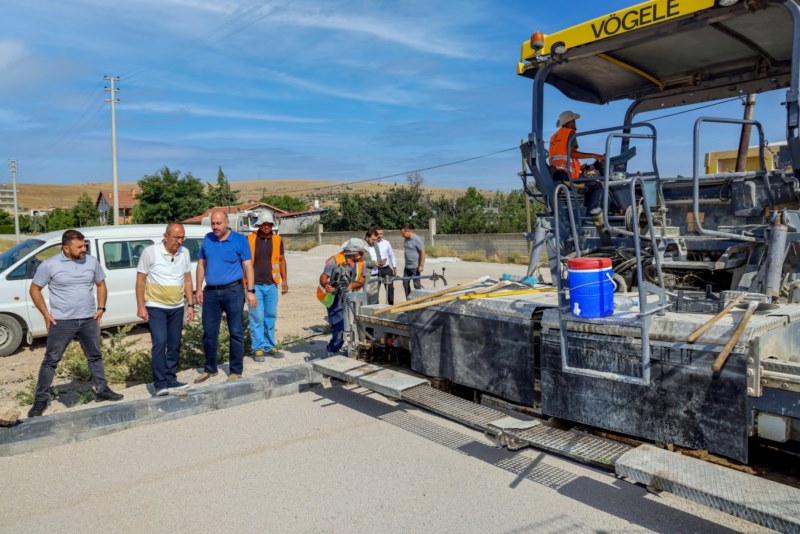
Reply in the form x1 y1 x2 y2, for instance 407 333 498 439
274 96 754 196
275 146 519 195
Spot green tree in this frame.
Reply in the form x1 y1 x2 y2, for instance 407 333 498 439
0 210 11 226
72 192 101 227
434 187 489 234
260 194 308 213
319 185 433 232
487 190 533 233
46 208 77 231
206 166 239 207
133 167 209 224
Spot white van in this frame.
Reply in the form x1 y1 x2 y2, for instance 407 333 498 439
0 224 210 357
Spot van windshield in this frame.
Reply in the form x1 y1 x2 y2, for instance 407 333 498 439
0 239 45 271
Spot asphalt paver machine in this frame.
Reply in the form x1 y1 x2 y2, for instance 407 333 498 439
518 0 800 463
354 0 800 466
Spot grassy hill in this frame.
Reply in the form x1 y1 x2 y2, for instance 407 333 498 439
14 179 494 211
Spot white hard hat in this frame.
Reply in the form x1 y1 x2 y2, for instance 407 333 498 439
557 110 580 128
255 211 275 225
341 237 369 255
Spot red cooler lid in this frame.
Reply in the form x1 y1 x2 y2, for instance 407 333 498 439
567 257 611 270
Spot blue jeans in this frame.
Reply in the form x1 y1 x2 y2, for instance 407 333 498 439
326 294 345 353
249 283 279 352
35 318 109 404
202 284 245 375
147 306 184 389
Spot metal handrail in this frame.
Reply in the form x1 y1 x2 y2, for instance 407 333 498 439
692 116 771 243
601 131 660 238
553 176 663 387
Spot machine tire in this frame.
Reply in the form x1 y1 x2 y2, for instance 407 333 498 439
0 314 23 357
612 272 628 293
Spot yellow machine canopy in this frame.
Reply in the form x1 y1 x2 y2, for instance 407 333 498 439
518 0 797 112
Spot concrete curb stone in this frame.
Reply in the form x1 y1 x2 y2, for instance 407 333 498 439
0 363 324 457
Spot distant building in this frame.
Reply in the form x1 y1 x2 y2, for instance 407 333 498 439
275 209 327 233
182 202 298 234
96 189 139 224
705 142 789 174
0 184 16 213
182 202 287 225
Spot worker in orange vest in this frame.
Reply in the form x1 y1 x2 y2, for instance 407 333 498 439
548 110 605 215
317 238 368 357
247 210 288 363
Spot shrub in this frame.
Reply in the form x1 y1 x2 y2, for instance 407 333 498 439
78 389 97 404
179 309 250 370
15 376 36 405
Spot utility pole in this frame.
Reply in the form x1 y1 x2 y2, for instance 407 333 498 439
9 160 20 243
104 76 120 225
736 94 757 172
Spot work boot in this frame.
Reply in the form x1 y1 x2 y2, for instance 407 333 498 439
28 401 47 418
268 348 284 359
253 349 265 363
194 371 218 384
227 373 241 382
95 388 123 402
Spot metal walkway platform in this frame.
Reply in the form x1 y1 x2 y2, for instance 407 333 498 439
313 356 630 469
616 445 800 533
313 356 800 532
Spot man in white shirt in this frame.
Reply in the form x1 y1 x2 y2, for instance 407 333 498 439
136 222 195 396
367 225 396 305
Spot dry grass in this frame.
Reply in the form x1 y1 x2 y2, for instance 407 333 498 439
15 179 492 211
285 240 317 252
0 239 16 253
426 245 457 258
428 244 528 265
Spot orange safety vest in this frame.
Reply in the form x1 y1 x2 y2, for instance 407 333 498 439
247 233 282 284
316 252 364 307
548 126 582 179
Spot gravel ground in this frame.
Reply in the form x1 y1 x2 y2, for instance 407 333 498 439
0 246 531 417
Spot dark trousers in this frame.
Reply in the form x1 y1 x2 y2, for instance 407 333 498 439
402 267 423 299
35 318 109 404
379 265 395 305
366 266 395 305
553 169 603 213
202 284 245 375
326 294 345 352
147 306 185 389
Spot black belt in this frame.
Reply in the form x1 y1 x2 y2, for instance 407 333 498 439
204 280 242 291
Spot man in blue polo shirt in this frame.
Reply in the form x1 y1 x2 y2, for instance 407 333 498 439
27 229 123 417
195 209 257 383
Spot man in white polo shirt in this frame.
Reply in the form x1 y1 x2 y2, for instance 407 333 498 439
136 222 195 396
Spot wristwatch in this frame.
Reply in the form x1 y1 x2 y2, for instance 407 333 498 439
247 289 256 294
98 307 106 312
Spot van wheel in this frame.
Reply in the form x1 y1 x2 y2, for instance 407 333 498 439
0 315 23 357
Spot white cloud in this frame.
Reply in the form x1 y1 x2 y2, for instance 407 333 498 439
261 69 418 105
0 39 28 73
270 9 479 59
123 102 325 123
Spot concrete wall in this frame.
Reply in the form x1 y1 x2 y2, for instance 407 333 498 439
279 225 528 257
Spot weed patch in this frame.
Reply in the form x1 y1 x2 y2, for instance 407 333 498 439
15 376 36 405
285 240 317 252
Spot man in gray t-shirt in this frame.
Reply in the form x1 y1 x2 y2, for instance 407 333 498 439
400 224 426 298
27 229 123 418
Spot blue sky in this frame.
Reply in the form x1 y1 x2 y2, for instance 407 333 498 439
0 0 791 192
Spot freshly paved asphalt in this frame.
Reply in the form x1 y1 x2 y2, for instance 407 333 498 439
0 383 767 533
